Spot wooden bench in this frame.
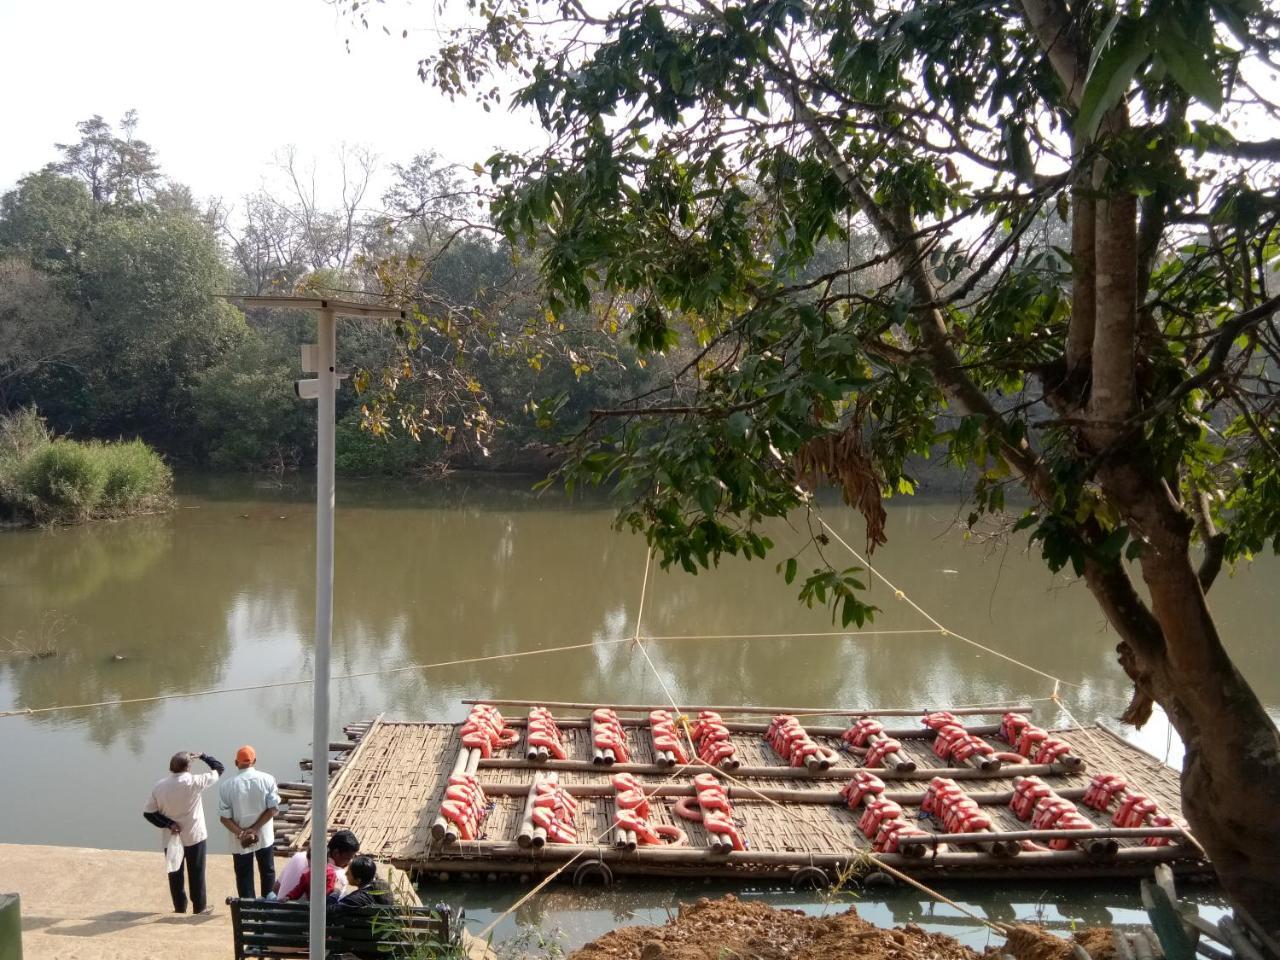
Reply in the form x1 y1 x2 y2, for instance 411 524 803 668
226 897 459 959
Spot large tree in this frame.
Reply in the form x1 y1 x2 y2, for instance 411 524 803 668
358 0 1280 934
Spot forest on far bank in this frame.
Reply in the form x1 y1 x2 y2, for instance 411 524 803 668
0 114 658 477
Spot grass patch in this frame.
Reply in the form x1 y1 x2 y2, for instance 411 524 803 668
0 408 173 525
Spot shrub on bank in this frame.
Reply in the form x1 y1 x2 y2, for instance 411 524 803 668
0 409 173 525
17 441 107 522
96 439 172 510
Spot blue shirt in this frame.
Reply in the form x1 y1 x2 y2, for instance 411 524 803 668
217 766 281 854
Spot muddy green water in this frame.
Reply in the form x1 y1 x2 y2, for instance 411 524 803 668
1 475 1276 948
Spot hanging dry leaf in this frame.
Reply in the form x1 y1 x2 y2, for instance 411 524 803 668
793 422 888 553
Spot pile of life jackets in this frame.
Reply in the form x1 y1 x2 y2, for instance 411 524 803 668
766 715 836 768
526 706 568 761
611 773 687 846
923 712 998 766
591 708 630 763
840 770 928 853
649 710 690 765
531 773 579 844
841 717 902 769
998 712 1075 765
691 711 739 769
460 704 520 758
1084 772 1174 847
839 770 886 810
921 777 994 837
857 796 930 853
1008 776 1091 849
439 772 490 840
672 772 746 852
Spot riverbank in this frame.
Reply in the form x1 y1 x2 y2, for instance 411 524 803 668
2 843 237 960
1 843 502 960
3 844 1113 960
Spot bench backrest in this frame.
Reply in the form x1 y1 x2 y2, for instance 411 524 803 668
226 897 455 959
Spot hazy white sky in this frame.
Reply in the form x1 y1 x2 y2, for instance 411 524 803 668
0 0 545 200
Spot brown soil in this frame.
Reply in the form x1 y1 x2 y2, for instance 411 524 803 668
568 896 1115 960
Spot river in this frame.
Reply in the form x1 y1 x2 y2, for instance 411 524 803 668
1 475 1276 948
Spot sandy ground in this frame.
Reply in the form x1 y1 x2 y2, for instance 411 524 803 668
1 842 496 960
1 842 242 960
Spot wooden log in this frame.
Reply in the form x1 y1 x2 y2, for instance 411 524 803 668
298 759 343 773
278 781 311 792
329 741 355 752
464 698 1033 718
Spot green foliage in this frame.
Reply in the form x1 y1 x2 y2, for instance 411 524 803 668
0 409 171 524
192 330 313 470
16 440 106 523
335 411 437 476
96 439 173 509
386 0 1280 637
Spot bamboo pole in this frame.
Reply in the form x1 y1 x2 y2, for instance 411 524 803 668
432 746 479 841
413 839 1189 870
589 715 615 765
477 756 1073 781
862 732 917 774
299 759 343 773
473 782 1092 807
898 826 1188 848
502 717 1004 739
515 776 542 849
464 698 1032 718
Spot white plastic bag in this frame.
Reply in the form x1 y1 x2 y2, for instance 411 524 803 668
164 831 184 872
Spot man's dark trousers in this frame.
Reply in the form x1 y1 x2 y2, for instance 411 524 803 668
232 847 277 898
168 840 207 913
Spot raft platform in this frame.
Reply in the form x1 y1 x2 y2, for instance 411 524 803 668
272 700 1206 887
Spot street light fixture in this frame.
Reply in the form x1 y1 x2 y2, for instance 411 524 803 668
234 296 406 955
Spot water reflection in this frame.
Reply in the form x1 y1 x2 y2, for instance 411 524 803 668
0 474 1276 880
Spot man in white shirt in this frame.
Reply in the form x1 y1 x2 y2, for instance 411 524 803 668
218 745 281 898
142 750 224 914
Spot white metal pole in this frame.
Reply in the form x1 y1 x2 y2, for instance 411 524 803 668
309 307 337 956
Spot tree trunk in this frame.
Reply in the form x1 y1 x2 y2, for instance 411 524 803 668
1090 457 1280 943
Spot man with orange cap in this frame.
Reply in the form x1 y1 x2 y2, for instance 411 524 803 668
218 745 281 898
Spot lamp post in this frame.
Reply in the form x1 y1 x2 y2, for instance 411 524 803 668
235 297 405 956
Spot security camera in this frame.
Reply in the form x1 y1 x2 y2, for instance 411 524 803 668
295 374 348 400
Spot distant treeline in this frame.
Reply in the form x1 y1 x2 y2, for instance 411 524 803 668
0 114 655 476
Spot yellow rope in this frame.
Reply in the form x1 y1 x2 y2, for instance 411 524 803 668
0 628 941 719
816 517 1079 688
473 760 695 941
1049 687 1206 857
617 546 1012 937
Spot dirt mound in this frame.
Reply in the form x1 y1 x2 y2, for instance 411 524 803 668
567 897 1114 960
1003 925 1115 960
570 895 978 960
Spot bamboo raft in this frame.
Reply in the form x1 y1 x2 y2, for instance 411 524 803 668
273 700 1207 887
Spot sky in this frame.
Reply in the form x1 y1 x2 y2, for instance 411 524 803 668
0 0 546 203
